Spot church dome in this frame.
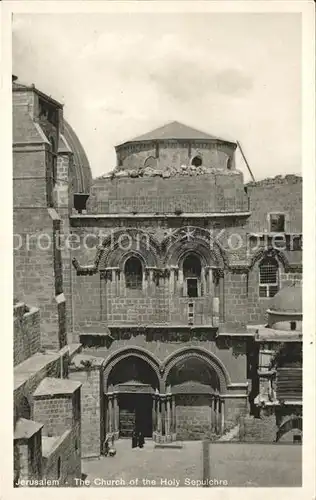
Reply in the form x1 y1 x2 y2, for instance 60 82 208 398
114 121 237 174
61 120 92 194
117 120 235 146
269 284 302 314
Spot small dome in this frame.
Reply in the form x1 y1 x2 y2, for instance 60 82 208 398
269 284 302 314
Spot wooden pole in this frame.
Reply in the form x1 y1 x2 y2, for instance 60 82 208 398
236 141 255 182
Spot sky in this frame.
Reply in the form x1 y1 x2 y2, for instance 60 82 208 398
12 12 302 180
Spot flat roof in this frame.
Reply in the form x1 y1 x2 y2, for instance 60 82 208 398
33 377 82 397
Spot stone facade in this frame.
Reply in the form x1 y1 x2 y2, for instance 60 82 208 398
13 75 303 480
14 302 41 367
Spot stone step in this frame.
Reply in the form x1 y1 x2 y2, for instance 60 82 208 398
154 441 183 449
217 424 240 442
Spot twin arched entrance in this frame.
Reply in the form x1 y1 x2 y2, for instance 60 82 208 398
103 347 229 443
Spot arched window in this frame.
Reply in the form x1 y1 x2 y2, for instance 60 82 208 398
144 156 157 169
227 157 232 170
125 256 143 290
191 155 202 167
259 257 279 298
183 254 202 298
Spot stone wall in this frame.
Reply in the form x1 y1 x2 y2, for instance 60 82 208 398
13 88 67 350
239 406 303 443
116 140 236 172
239 410 277 442
14 355 62 419
15 430 43 485
42 429 81 486
246 175 302 233
87 171 248 215
69 356 104 458
224 396 248 430
33 396 74 437
175 395 215 440
13 207 67 349
14 303 41 366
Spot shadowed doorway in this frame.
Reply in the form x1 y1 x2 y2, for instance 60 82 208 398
106 355 159 439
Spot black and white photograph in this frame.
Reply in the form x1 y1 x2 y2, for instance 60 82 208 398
1 0 315 495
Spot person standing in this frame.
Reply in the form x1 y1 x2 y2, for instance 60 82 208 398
132 426 138 448
138 430 144 448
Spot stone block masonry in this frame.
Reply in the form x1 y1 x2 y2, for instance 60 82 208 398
42 428 81 486
14 302 41 367
175 395 219 440
14 207 67 349
68 355 104 458
88 172 248 215
246 175 302 233
239 410 277 442
14 421 43 485
32 378 81 436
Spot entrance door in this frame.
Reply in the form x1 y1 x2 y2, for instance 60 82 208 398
135 394 153 438
119 394 153 438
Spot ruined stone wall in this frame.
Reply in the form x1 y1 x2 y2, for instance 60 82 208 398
239 412 277 442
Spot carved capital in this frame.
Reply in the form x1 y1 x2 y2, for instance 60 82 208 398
214 268 224 279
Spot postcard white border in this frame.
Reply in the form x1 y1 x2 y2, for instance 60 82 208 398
0 2 315 500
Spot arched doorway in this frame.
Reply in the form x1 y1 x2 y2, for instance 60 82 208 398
105 355 159 439
276 417 302 443
165 353 225 439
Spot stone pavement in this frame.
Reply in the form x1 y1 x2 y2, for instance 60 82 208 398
82 439 203 487
208 442 302 487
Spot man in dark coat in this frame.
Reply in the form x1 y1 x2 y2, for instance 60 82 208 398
138 430 145 448
132 427 138 448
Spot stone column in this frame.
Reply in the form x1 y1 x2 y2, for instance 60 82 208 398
214 397 218 434
211 397 214 433
115 269 121 297
220 399 225 434
111 269 117 296
161 395 166 436
166 395 171 437
152 394 157 434
149 269 154 296
177 269 184 296
143 268 148 293
172 395 176 437
107 394 113 434
113 393 119 438
208 267 214 296
219 271 225 323
157 397 162 434
169 268 175 295
100 271 107 321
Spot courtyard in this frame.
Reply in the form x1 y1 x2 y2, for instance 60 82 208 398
82 439 203 487
82 439 302 487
